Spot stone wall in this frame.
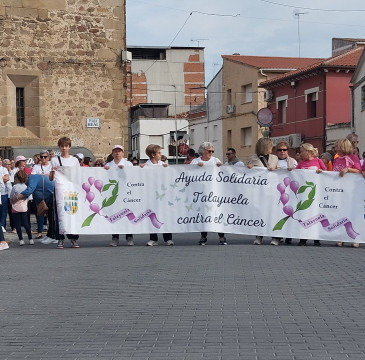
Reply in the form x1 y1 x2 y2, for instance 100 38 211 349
0 0 127 159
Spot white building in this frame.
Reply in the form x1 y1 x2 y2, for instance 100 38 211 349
189 68 223 160
130 104 189 162
127 46 205 162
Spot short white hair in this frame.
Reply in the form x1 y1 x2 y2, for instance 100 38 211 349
198 142 214 156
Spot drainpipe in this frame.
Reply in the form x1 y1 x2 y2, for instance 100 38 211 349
322 71 327 152
350 84 355 132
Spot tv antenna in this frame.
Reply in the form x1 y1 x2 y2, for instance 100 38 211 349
190 38 209 47
294 10 308 57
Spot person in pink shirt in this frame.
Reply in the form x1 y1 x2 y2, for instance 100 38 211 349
332 139 361 247
10 170 33 246
296 143 326 246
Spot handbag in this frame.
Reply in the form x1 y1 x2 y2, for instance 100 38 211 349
37 176 48 216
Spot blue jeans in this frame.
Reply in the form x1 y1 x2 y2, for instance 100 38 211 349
36 215 45 234
0 194 8 228
13 211 32 241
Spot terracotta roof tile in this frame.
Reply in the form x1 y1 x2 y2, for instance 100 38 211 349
222 55 322 70
261 46 364 86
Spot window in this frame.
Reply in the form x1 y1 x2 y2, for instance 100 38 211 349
361 85 365 111
304 87 319 119
149 135 164 148
276 95 288 124
16 87 25 127
241 127 252 146
190 129 195 146
227 89 232 105
307 93 317 118
227 130 232 147
241 84 252 103
7 74 40 135
213 125 218 141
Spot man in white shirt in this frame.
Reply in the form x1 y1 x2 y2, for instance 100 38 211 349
50 137 80 249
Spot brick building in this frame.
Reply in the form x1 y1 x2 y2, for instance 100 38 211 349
0 0 127 159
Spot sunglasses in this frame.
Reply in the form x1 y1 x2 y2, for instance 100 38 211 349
277 149 288 152
206 150 214 153
40 155 48 158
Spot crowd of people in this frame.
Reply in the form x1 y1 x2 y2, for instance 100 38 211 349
0 133 364 251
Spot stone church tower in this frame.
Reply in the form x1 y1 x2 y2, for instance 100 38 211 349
0 0 127 159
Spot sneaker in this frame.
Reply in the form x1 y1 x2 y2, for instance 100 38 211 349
284 239 292 245
109 237 119 247
29 239 34 245
270 238 280 246
166 240 174 246
253 236 262 245
352 243 360 248
57 240 64 249
314 240 321 247
70 240 80 248
0 241 9 250
41 236 57 244
2 226 6 233
298 239 307 246
126 237 134 246
199 237 207 245
219 237 227 245
336 241 343 247
146 240 158 246
19 240 25 246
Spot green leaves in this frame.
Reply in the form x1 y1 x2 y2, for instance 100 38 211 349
82 179 119 227
273 216 290 231
82 213 97 227
273 182 316 231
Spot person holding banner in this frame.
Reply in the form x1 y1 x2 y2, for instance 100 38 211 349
331 139 361 248
247 138 279 245
190 142 227 245
142 144 174 246
50 137 80 249
105 145 134 247
275 141 297 245
296 143 326 246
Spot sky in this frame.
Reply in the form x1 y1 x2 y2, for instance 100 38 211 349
126 0 365 84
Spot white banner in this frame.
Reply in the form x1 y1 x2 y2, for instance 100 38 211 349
55 166 364 243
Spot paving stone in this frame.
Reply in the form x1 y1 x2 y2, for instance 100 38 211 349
1 232 365 358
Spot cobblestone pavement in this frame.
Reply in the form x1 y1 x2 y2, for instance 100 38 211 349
1 227 365 360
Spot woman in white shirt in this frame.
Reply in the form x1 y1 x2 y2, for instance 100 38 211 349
31 150 52 175
104 145 134 247
190 142 227 245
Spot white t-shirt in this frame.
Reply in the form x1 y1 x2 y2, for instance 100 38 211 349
0 167 9 195
105 158 132 168
278 158 298 170
190 157 221 165
31 163 53 175
224 160 245 166
145 160 164 166
51 155 80 168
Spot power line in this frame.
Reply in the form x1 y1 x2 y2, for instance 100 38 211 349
258 0 365 12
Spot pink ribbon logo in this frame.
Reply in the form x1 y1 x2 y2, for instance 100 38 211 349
105 208 163 229
299 214 359 239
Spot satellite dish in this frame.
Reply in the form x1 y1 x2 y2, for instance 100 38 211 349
257 108 273 127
